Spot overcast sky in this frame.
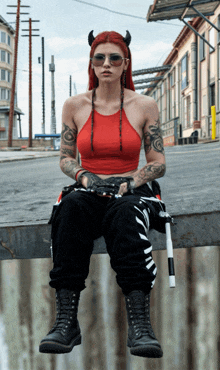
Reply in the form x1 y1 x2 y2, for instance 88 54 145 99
1 0 184 137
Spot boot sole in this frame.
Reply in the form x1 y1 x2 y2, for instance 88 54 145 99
39 334 82 354
130 344 163 358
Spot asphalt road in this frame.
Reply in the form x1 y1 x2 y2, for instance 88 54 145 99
1 142 220 226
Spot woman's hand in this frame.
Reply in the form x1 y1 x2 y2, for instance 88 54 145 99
80 174 136 197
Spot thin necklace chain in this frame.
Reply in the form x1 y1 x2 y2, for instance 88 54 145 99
91 85 124 152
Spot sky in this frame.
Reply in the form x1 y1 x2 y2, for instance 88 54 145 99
1 0 184 137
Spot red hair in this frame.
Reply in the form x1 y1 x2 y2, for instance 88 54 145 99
88 31 135 91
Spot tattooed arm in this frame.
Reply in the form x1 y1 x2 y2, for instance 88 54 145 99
59 99 107 189
59 99 85 180
132 98 166 188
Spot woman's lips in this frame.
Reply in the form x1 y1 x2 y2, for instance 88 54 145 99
102 71 112 75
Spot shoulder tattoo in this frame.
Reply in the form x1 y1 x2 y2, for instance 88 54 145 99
61 123 77 147
143 118 164 155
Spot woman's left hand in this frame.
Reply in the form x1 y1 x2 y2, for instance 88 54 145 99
93 177 135 197
116 182 129 196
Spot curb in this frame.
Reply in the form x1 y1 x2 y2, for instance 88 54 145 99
0 152 60 163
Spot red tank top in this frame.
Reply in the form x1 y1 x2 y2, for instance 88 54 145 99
77 109 142 174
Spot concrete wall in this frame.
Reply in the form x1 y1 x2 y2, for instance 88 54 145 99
0 247 219 370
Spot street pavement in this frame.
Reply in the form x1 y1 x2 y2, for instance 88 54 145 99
0 141 220 226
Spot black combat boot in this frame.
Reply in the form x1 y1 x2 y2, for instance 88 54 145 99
125 290 163 358
39 289 81 354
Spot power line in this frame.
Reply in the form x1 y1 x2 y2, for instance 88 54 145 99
72 0 145 20
72 0 183 26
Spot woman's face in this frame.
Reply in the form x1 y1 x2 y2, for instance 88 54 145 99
91 42 129 85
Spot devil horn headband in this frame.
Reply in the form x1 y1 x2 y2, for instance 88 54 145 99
88 30 131 47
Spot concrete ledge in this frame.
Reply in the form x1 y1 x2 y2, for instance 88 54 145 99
0 211 220 260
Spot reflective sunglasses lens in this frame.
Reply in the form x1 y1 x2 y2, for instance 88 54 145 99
92 55 104 66
110 55 123 66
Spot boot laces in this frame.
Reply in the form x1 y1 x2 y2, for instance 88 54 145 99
50 293 78 334
132 300 150 335
127 295 155 338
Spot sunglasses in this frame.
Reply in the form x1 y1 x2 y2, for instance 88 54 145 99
91 53 129 67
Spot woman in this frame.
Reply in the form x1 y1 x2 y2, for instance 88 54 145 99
39 30 166 358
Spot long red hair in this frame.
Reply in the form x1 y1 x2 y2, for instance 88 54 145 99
88 31 135 91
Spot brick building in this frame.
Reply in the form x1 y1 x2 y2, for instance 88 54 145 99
0 15 22 141
146 4 220 145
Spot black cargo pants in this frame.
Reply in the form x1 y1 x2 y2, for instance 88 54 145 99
49 183 165 295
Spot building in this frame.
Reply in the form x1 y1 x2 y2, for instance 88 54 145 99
0 15 23 141
146 4 220 145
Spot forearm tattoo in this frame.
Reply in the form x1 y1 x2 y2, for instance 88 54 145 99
143 118 165 155
135 162 166 188
60 122 83 180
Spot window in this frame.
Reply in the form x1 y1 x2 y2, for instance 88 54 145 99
199 33 206 61
209 28 215 53
0 114 5 128
7 90 10 100
1 32 6 43
202 95 207 116
7 52 10 64
161 82 164 95
7 35 11 46
1 69 6 80
184 95 191 128
181 53 188 90
170 70 175 87
7 71 10 83
1 88 6 100
1 50 6 62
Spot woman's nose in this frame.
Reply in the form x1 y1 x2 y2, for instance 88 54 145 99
103 56 111 67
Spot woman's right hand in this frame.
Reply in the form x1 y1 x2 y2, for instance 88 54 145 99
81 172 112 197
80 173 134 197
81 174 89 188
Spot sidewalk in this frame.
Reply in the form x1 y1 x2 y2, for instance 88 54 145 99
0 149 60 163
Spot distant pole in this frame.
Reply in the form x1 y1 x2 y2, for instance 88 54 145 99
8 0 20 147
21 19 40 146
211 105 216 140
49 55 56 134
18 114 22 137
42 37 45 134
73 82 77 95
69 75 72 97
28 18 32 147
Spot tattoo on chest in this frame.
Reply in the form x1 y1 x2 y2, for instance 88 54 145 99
144 119 164 155
61 123 77 147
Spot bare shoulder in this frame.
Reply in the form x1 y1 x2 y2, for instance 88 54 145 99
62 91 92 113
125 89 158 115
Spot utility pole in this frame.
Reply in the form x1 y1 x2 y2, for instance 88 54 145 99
69 75 72 97
49 56 56 134
73 82 77 96
7 1 30 147
38 37 45 134
21 18 40 147
41 37 45 134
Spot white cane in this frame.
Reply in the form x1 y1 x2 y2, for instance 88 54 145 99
159 211 175 288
